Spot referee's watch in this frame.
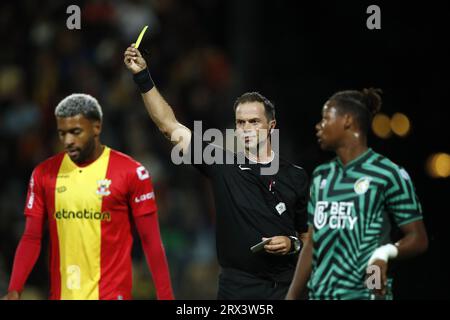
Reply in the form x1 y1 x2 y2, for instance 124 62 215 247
288 236 302 255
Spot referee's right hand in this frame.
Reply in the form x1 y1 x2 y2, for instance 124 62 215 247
263 236 292 255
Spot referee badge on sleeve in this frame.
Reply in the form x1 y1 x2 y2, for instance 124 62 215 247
275 202 286 215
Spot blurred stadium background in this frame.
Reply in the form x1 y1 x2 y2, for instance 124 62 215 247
0 0 449 299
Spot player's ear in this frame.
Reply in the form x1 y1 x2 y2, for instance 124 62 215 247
343 114 353 130
93 120 102 137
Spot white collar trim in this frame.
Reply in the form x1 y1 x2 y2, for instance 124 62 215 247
247 150 275 164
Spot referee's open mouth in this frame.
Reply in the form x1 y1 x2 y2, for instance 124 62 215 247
240 132 256 145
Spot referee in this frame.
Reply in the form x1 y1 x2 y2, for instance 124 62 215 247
124 45 309 299
286 88 428 300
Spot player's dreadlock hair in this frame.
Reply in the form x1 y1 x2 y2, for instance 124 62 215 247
233 92 276 122
55 93 103 122
329 88 382 135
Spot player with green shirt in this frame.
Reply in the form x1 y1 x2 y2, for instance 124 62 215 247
286 88 428 300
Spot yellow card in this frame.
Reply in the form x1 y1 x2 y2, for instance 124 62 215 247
134 25 148 48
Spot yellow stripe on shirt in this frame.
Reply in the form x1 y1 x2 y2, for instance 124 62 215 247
54 147 111 300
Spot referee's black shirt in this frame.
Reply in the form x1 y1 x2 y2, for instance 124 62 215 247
187 137 309 283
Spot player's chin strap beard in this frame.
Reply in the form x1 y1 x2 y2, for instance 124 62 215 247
77 137 97 164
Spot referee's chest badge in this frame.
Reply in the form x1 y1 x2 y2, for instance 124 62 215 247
275 202 286 215
354 177 371 195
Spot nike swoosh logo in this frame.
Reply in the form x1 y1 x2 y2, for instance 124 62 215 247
238 165 251 171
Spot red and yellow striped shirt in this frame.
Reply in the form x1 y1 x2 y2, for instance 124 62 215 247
24 147 158 300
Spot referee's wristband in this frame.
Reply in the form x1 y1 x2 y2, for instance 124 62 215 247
133 68 155 93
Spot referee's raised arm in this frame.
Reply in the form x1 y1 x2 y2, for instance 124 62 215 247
124 45 191 154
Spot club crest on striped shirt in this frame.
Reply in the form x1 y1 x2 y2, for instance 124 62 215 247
354 177 371 195
96 179 112 196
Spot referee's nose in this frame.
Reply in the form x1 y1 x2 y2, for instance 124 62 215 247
243 121 253 132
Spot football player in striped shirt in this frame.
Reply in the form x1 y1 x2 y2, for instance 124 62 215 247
3 94 174 300
286 88 428 300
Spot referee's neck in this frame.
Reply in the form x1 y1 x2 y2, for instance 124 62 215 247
246 141 274 164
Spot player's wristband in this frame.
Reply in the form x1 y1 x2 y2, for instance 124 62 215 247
133 68 155 93
367 244 398 266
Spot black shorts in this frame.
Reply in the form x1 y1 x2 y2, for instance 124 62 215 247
217 268 291 300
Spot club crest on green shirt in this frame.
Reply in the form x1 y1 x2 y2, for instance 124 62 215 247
354 176 371 195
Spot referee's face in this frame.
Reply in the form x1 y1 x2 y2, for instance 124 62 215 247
57 114 101 164
235 102 274 151
316 102 346 151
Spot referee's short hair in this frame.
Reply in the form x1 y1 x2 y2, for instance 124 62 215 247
233 92 276 122
55 93 103 122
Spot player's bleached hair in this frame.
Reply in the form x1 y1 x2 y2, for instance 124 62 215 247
55 93 103 121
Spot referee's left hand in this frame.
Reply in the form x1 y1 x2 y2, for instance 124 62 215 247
263 236 291 255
